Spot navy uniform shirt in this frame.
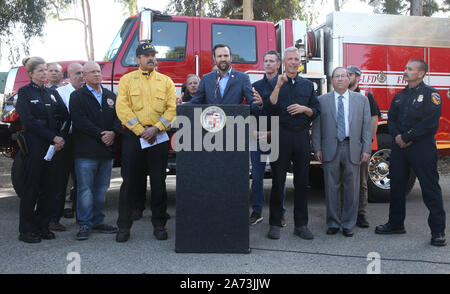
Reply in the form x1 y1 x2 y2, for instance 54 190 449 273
265 74 320 130
388 81 442 143
16 81 69 144
354 87 381 118
252 74 277 130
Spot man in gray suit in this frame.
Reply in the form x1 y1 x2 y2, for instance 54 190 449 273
312 67 372 237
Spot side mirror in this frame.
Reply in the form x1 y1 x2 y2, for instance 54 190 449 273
139 9 153 43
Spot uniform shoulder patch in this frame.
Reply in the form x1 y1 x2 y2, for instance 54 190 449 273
431 92 441 105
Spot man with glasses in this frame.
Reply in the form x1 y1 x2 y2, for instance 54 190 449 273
312 67 372 237
69 61 122 240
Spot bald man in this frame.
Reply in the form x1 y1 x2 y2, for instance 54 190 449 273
69 61 122 240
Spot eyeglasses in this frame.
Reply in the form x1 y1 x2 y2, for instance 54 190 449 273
84 70 101 74
333 74 349 80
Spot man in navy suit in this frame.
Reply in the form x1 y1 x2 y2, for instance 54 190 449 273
189 44 260 109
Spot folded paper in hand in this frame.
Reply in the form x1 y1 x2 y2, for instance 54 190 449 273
140 132 169 149
44 145 55 161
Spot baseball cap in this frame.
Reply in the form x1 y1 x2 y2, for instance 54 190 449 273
346 65 361 75
136 42 158 56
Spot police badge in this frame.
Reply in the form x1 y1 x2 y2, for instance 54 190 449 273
50 94 57 102
417 94 423 103
200 106 226 133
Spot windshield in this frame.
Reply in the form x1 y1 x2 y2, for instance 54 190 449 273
103 17 136 62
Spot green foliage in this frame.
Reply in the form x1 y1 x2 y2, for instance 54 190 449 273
0 0 49 64
165 0 221 17
165 0 318 25
365 0 442 16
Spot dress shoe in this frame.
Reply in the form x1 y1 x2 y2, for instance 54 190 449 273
116 230 130 243
39 230 56 240
430 232 446 247
294 226 314 240
49 222 67 231
356 215 370 228
267 226 281 239
153 226 168 240
342 228 354 237
326 227 340 235
19 232 41 244
375 223 406 234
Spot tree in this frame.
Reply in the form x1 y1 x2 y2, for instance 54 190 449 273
221 0 318 24
165 0 221 17
0 0 49 66
116 0 138 16
48 0 95 60
364 0 441 16
410 0 423 15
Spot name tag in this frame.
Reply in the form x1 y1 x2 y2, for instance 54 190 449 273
30 100 39 104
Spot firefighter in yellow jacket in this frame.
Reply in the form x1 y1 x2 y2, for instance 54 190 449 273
115 43 176 242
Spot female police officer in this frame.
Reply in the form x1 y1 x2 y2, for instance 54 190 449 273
15 57 70 243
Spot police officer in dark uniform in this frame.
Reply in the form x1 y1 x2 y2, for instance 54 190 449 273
375 59 446 247
15 57 70 243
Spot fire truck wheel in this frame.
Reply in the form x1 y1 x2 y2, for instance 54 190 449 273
367 133 416 203
11 150 25 198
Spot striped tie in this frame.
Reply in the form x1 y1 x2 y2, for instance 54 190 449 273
337 96 346 142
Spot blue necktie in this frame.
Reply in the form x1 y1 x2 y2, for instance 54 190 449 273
337 96 346 142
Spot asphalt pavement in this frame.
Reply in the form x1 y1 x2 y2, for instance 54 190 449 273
0 169 449 274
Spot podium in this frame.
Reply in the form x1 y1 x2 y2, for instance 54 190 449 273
175 104 250 253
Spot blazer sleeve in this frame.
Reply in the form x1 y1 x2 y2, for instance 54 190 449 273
361 97 372 153
311 100 322 152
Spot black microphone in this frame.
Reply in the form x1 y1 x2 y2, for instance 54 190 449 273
214 71 221 104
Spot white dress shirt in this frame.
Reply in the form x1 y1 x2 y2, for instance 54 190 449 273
334 90 350 137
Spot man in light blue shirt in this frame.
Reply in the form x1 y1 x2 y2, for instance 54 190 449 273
86 83 102 106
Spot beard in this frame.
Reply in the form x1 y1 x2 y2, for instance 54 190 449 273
217 61 231 72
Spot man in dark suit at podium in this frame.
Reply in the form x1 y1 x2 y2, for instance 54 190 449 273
189 44 260 108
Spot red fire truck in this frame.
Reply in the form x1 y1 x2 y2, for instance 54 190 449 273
1 9 449 202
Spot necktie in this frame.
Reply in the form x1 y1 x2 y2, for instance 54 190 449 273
337 95 346 142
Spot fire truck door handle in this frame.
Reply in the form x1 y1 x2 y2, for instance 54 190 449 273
195 55 199 77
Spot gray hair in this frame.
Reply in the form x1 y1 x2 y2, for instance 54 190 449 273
331 67 349 78
283 47 300 59
186 74 200 83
